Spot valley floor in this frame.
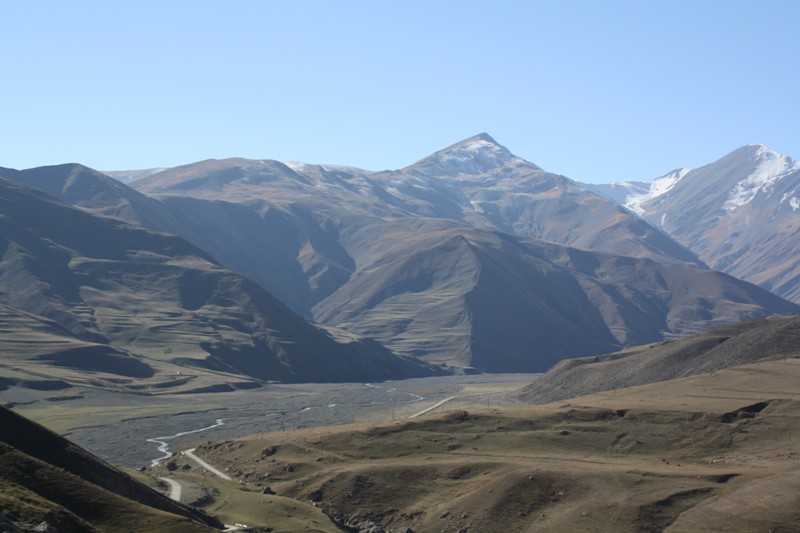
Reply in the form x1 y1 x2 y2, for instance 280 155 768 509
3 373 537 468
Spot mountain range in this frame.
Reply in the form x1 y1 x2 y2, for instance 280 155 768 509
1 134 798 383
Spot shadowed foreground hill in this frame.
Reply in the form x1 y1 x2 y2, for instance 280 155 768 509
519 314 800 404
0 178 438 385
0 405 221 532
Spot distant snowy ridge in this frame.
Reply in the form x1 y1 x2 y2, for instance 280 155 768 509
583 168 690 215
625 168 691 214
284 161 376 175
723 145 800 212
104 167 169 182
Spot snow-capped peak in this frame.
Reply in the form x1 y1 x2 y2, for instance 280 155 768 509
723 146 800 212
408 133 535 176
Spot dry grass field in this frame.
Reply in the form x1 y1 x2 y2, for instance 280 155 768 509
141 358 800 532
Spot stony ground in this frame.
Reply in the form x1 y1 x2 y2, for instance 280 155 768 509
5 373 536 467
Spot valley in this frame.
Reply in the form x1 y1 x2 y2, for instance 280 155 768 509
2 135 800 531
5 3 799 530
6 373 536 468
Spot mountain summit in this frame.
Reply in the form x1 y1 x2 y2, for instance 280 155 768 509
406 133 535 177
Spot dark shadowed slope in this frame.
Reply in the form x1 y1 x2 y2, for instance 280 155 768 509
0 178 437 384
519 314 800 403
0 404 222 532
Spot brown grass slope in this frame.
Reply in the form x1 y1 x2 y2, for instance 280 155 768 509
0 177 438 384
0 404 221 532
519 314 800 404
187 358 800 532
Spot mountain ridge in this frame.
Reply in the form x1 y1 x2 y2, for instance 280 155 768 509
587 143 800 303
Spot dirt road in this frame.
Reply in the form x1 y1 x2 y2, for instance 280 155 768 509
158 476 182 502
184 448 232 480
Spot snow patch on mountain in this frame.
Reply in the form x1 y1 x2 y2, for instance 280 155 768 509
625 168 691 214
284 161 375 175
780 192 800 211
408 133 534 177
434 137 520 174
723 146 800 212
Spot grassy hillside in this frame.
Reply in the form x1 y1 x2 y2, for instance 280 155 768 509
520 314 800 404
147 357 800 532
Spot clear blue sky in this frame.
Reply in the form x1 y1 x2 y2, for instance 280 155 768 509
2 0 798 183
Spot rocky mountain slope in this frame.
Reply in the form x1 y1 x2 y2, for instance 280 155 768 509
587 145 800 303
519 314 800 403
0 177 437 384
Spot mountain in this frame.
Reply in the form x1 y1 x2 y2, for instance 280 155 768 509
0 177 438 384
309 218 797 371
0 404 222 532
0 163 191 234
519 314 800 403
368 134 703 266
588 145 800 303
111 135 704 325
129 134 702 267
0 163 366 318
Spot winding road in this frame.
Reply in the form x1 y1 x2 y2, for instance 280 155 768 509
158 476 182 502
